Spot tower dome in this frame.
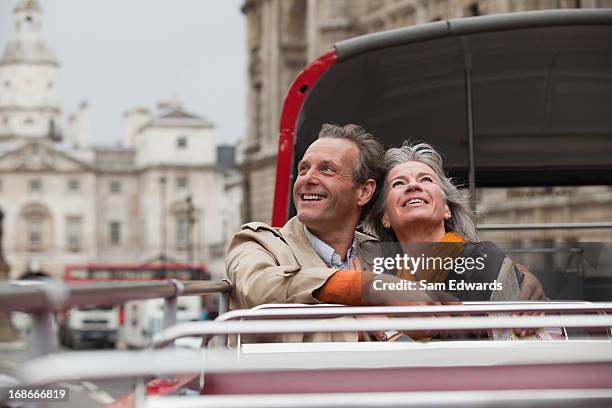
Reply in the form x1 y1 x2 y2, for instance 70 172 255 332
1 0 58 65
0 0 61 141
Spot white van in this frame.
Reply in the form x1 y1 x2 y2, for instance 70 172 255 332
122 296 202 349
58 305 120 348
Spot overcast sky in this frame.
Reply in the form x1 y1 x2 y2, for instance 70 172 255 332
0 0 246 147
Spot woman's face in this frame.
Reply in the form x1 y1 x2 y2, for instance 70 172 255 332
382 161 450 235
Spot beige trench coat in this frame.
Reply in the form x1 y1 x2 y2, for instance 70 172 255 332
225 216 380 343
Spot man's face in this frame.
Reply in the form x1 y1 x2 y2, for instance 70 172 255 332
293 138 362 233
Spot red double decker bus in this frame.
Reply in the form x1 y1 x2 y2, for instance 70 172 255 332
64 262 209 283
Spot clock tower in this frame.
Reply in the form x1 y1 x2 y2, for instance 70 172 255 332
0 0 61 141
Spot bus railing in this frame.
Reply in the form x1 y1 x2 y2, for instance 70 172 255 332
215 302 612 322
7 305 612 407
15 316 612 385
0 279 231 359
14 341 612 380
218 302 612 348
10 314 612 408
152 311 612 349
217 302 612 350
142 389 612 408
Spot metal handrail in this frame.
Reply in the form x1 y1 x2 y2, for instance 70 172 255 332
182 280 231 296
144 389 612 408
0 280 231 313
0 283 52 312
250 303 345 310
478 222 612 230
227 302 607 353
0 279 231 359
216 302 612 322
152 314 612 348
15 341 612 386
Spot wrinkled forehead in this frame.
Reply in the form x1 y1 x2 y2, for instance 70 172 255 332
301 138 358 164
386 160 438 181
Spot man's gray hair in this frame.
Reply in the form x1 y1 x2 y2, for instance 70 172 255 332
365 141 478 242
318 123 385 221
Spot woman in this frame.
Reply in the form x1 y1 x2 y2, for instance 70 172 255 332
366 142 529 309
365 141 555 340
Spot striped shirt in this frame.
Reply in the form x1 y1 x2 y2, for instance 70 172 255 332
303 226 357 269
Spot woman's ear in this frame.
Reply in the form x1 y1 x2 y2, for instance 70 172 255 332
357 179 376 207
381 212 390 229
443 203 451 221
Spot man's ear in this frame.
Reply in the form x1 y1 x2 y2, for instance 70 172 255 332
357 179 376 207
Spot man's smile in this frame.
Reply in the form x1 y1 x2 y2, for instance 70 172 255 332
301 193 328 201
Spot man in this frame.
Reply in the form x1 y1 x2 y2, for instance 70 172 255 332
226 124 545 342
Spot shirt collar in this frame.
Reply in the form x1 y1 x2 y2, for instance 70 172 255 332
303 226 357 269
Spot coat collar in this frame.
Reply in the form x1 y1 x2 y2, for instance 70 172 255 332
281 217 328 268
281 217 379 269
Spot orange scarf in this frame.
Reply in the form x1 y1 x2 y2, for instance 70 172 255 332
397 231 466 282
396 231 466 341
440 231 466 243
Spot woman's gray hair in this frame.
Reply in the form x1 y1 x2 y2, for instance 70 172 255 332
365 141 478 242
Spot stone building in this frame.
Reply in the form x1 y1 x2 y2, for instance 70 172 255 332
0 0 241 280
240 0 612 230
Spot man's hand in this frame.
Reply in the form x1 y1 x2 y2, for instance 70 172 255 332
516 264 546 301
361 274 460 340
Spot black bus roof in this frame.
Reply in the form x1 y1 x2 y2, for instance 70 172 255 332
273 9 612 224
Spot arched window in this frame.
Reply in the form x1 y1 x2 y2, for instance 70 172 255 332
170 199 198 250
28 219 43 250
109 221 121 245
175 217 189 248
66 216 82 251
19 204 53 252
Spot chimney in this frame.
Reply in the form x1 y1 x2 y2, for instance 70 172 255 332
122 106 150 147
75 101 90 149
156 97 180 112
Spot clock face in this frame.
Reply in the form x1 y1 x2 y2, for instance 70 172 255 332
21 76 37 102
11 70 58 106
